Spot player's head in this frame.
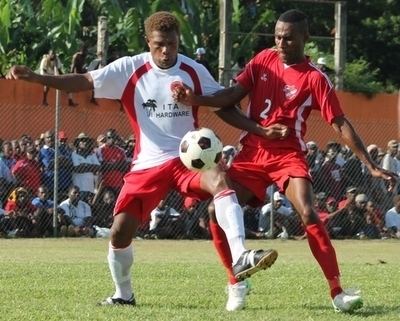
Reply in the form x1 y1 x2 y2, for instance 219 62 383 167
144 11 180 69
275 9 309 65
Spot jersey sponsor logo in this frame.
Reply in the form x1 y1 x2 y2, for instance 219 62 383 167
283 85 297 100
260 73 268 81
142 98 190 118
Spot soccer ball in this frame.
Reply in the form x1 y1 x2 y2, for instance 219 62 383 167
179 128 223 171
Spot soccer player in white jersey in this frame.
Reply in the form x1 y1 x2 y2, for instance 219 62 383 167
7 11 282 311
174 9 397 313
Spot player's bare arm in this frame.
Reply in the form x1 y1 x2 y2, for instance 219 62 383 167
173 82 248 108
215 107 289 140
6 65 94 92
331 115 398 189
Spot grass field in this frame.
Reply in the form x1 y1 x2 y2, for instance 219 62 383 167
0 238 399 321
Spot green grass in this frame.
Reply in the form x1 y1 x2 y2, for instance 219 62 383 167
0 238 399 321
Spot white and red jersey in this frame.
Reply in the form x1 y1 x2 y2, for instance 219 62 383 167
236 49 344 153
90 53 221 171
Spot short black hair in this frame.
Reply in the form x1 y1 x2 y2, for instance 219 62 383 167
278 9 307 23
278 9 309 35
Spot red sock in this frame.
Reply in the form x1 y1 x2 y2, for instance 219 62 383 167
209 221 237 284
305 221 343 298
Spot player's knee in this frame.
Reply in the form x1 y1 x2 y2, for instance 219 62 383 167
299 207 319 225
110 213 136 248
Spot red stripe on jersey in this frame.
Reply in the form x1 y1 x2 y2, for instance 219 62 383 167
121 62 152 164
179 62 202 129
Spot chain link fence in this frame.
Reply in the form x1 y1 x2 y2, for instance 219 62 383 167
0 82 399 240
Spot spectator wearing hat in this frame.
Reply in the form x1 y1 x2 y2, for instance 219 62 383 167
194 47 214 77
316 57 334 81
258 191 293 238
71 132 100 204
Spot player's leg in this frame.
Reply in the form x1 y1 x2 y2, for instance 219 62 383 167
201 168 277 278
285 177 363 312
100 211 138 305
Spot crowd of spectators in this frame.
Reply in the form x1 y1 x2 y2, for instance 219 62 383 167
0 132 399 240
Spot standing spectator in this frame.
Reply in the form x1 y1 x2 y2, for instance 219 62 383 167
58 185 93 237
381 140 399 192
305 141 323 179
39 49 63 106
384 194 400 239
318 143 344 199
68 45 88 106
12 146 42 196
0 142 15 185
71 132 100 203
1 140 16 170
97 128 129 195
194 47 214 77
39 130 73 199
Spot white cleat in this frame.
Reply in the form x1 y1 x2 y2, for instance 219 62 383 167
225 280 250 311
332 289 363 313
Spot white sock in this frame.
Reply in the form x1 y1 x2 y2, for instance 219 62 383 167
214 189 246 265
108 242 134 300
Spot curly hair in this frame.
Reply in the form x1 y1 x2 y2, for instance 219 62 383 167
144 11 180 37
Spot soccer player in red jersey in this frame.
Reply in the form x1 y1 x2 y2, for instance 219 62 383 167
174 9 397 313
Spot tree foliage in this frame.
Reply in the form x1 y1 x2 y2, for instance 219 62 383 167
0 0 399 93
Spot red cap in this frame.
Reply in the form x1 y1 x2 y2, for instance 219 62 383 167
58 131 67 139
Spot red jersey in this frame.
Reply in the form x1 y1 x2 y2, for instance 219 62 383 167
98 145 127 189
12 159 42 194
236 49 344 152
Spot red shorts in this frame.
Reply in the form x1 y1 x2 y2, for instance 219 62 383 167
114 158 209 222
228 145 311 207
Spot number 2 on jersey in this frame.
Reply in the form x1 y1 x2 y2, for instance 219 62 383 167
259 98 272 119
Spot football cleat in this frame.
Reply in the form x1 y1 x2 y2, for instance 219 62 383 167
225 280 250 311
332 289 363 313
98 295 136 306
233 249 278 281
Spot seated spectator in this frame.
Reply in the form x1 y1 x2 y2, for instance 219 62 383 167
180 197 209 239
4 187 35 237
384 194 400 239
91 186 116 228
258 191 294 239
148 199 183 239
31 185 55 237
71 133 100 203
58 185 93 237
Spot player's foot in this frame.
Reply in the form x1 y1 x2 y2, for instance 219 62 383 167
332 289 363 313
233 249 278 281
98 295 136 306
225 280 250 311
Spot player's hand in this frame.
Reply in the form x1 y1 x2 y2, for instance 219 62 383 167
6 65 35 81
370 167 398 192
258 123 289 140
171 81 195 105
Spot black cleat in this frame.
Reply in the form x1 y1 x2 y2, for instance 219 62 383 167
98 295 136 306
233 249 278 281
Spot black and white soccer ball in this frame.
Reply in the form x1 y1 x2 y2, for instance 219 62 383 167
179 128 223 171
